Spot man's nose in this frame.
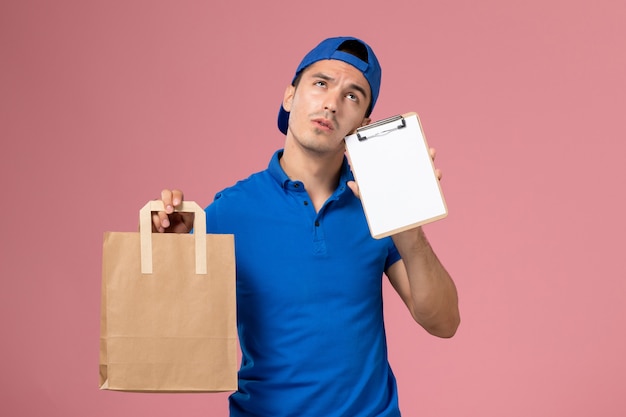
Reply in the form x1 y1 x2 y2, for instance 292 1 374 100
323 91 340 113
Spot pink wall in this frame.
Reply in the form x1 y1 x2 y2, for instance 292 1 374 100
2 0 625 415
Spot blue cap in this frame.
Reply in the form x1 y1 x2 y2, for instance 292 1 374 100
277 36 382 135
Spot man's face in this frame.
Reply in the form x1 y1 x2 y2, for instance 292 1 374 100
282 59 371 155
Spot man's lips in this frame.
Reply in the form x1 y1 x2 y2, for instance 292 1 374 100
312 118 335 131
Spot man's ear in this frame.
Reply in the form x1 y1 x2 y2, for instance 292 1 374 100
283 84 295 112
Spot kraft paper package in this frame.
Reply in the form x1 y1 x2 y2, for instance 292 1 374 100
100 200 237 392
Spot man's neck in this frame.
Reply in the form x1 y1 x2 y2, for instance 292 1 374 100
280 144 344 212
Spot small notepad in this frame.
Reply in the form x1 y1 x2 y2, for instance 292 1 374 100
345 112 447 239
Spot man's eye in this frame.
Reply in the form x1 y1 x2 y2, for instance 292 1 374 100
346 93 358 101
314 81 326 87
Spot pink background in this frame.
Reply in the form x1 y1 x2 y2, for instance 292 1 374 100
2 0 625 415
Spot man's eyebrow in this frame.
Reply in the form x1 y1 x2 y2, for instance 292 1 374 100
310 72 333 81
310 72 369 100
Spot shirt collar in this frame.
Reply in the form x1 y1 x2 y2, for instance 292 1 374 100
268 149 355 192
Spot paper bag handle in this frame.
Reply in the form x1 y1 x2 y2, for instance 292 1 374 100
139 200 207 275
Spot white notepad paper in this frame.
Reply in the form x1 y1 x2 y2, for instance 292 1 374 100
345 112 447 239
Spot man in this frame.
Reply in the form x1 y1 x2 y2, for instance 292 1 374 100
154 37 459 416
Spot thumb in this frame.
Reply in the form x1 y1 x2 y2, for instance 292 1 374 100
347 180 360 199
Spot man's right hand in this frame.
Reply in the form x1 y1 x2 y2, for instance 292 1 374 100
152 189 195 233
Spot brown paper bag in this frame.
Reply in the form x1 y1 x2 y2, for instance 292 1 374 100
100 200 237 392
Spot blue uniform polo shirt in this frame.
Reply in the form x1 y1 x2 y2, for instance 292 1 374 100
205 150 403 416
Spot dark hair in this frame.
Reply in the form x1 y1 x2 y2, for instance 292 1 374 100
291 40 373 116
337 39 369 63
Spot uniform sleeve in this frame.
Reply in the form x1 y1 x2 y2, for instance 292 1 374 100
384 237 402 271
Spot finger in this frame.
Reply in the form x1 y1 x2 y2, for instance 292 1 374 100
160 211 171 228
435 168 443 181
346 180 360 199
171 189 184 208
429 147 437 161
160 189 175 213
152 212 167 233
